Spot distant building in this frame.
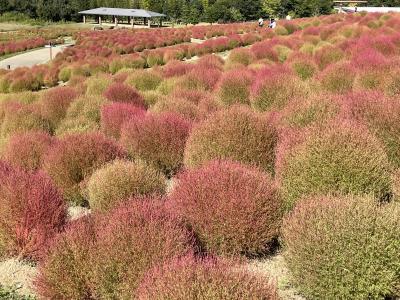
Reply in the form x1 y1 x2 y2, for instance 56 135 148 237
78 7 166 28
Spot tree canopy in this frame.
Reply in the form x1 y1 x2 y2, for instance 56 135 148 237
0 0 398 23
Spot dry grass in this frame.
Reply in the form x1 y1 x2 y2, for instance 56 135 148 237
247 254 305 300
0 258 37 297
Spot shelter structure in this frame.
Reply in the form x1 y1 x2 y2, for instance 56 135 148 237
78 7 166 28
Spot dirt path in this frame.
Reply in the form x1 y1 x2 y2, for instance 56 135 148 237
0 44 72 70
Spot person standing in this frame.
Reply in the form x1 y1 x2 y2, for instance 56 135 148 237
258 17 264 28
269 18 277 29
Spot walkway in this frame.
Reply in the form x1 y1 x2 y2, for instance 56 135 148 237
0 43 73 70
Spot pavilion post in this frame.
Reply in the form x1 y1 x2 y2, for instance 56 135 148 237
159 18 162 27
115 16 118 26
131 17 135 28
99 16 102 25
83 15 86 24
143 17 146 26
147 18 151 28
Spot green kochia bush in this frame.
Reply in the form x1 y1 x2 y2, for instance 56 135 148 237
35 199 195 299
169 160 282 257
136 255 279 300
277 119 392 210
283 196 400 300
184 106 277 173
86 160 167 212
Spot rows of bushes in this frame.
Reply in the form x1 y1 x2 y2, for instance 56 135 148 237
1 11 400 300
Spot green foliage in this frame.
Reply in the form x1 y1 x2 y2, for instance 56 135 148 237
86 160 167 212
278 120 393 211
283 196 400 300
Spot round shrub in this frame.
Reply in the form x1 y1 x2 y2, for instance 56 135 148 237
40 86 79 129
277 119 392 211
121 112 191 176
180 66 221 91
126 70 163 91
282 196 400 300
85 75 112 96
86 160 167 212
319 62 356 94
100 102 146 139
226 48 255 66
35 199 195 299
340 91 400 168
55 95 107 136
0 161 66 260
103 82 146 109
217 69 253 106
136 255 279 300
184 106 277 173
251 66 307 112
2 131 55 171
151 97 199 121
290 57 318 80
314 45 345 70
277 94 339 129
169 160 282 257
43 132 126 205
0 102 50 138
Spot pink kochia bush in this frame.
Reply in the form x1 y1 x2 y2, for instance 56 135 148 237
136 255 279 300
0 161 66 260
184 106 277 173
121 112 191 176
43 132 126 205
100 102 146 139
103 82 146 109
2 131 55 171
35 199 195 299
168 160 282 257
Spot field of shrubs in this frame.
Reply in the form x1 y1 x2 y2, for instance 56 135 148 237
0 11 400 299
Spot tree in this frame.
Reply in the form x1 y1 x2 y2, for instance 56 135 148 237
263 0 282 18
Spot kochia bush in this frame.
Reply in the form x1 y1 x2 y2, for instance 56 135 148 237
121 112 191 176
169 160 282 257
35 199 195 299
184 106 277 173
103 82 146 109
217 69 253 106
40 86 79 129
0 161 66 260
136 255 279 300
277 119 392 210
282 196 400 300
43 132 126 205
100 102 146 139
2 131 55 171
86 160 167 212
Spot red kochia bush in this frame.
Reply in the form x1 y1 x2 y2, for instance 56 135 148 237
121 112 191 176
103 82 146 109
40 86 79 129
2 131 56 171
100 103 146 139
35 199 195 299
168 160 282 257
0 161 66 260
43 132 126 205
136 255 279 300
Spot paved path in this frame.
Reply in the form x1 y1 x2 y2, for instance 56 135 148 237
0 44 72 70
